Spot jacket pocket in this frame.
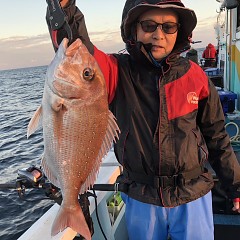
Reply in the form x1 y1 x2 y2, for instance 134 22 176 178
115 130 129 166
192 129 209 164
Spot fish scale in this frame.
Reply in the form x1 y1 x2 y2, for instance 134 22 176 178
27 38 120 240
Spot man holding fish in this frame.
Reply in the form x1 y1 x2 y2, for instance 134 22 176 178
40 0 240 239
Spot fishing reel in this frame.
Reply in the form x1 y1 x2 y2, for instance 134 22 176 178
17 165 94 238
15 165 44 198
16 165 62 203
18 165 44 183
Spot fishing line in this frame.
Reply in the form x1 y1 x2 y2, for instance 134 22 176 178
18 197 52 202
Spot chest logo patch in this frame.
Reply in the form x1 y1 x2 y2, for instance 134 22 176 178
187 92 199 104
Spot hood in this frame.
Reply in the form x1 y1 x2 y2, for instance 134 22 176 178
121 0 197 53
207 43 215 48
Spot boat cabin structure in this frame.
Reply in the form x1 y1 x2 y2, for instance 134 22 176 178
215 0 240 110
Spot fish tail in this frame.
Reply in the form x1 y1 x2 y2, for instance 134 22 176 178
51 204 91 240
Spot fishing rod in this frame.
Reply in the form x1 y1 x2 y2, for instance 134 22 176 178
0 165 126 195
191 40 202 44
0 180 125 192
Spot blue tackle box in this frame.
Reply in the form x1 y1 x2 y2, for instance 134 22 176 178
204 68 220 76
218 90 237 114
204 68 224 88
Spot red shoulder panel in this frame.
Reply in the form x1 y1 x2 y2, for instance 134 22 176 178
93 46 118 104
165 62 209 120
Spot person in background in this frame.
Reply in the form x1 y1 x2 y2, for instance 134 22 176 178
46 0 240 239
186 47 199 64
202 43 217 68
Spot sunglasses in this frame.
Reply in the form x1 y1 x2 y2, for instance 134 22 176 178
138 20 180 34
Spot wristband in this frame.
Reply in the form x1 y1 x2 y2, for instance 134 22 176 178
233 198 240 203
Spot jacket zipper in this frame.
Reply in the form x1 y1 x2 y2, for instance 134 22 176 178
158 67 166 207
121 131 129 182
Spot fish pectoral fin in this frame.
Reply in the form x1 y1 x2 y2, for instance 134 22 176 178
51 94 65 112
27 105 43 138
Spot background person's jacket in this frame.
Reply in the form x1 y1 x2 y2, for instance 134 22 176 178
46 1 240 207
202 43 217 60
186 48 199 64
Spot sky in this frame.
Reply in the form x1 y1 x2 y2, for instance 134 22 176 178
0 0 223 71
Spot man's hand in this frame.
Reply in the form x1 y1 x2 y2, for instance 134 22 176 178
232 198 240 213
59 0 70 8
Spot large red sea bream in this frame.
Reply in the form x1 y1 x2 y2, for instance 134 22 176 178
27 38 120 240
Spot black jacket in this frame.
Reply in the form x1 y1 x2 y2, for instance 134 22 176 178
109 51 240 207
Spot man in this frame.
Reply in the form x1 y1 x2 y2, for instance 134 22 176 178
202 43 217 67
46 1 240 239
186 48 199 64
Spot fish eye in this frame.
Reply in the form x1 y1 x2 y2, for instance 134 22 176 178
83 68 94 81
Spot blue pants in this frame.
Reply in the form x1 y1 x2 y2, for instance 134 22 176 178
122 191 214 240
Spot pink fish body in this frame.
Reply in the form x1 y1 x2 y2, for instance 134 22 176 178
27 38 120 240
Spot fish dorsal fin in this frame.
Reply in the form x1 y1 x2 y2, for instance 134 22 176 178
27 105 43 138
80 110 120 193
41 155 61 188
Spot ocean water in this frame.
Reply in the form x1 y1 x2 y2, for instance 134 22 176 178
0 66 54 240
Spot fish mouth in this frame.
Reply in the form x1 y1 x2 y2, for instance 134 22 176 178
58 38 84 58
56 38 69 54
